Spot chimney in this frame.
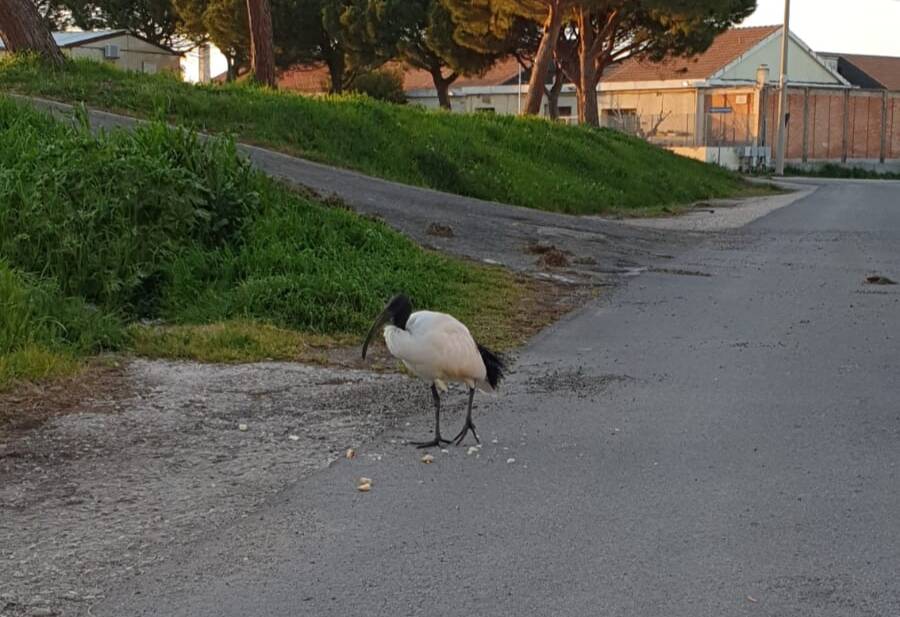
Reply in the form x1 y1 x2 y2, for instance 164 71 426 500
756 64 770 87
198 43 211 84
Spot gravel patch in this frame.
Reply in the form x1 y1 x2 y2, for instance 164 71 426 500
618 183 814 231
0 359 432 617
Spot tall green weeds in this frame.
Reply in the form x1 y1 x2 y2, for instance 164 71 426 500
0 55 753 215
0 97 520 389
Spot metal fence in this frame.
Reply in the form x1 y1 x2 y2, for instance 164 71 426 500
705 110 755 147
599 111 697 147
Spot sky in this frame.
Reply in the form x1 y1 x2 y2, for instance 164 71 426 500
741 0 900 56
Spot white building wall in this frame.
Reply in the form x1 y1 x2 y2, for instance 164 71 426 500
71 34 180 74
718 32 841 85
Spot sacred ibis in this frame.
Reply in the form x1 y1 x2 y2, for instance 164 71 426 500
362 294 506 448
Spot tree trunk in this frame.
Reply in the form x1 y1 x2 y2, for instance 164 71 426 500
245 0 276 87
523 2 564 116
576 9 599 126
435 80 451 110
326 53 345 93
0 0 65 66
545 64 564 120
431 69 457 110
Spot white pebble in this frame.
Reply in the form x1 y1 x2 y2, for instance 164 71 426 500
288 434 300 441
421 454 434 464
506 458 516 464
467 447 479 456
238 423 248 431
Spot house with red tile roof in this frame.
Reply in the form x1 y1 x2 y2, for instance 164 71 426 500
280 26 900 170
402 25 850 166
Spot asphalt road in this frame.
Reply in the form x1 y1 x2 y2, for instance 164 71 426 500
89 178 899 616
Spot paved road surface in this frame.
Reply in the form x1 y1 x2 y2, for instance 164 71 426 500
89 179 899 616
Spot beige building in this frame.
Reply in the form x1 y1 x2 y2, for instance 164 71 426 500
405 25 853 169
0 30 181 75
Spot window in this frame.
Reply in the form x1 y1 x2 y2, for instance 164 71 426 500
475 107 496 114
558 106 573 117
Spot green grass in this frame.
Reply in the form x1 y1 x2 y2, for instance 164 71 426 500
0 55 756 215
0 260 123 385
0 96 533 392
129 321 340 363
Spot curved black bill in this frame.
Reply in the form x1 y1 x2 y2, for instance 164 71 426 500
361 307 391 359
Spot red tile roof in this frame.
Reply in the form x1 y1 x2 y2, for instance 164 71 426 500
834 53 900 90
277 64 331 93
603 25 781 83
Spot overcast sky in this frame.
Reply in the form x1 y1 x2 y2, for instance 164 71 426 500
741 0 900 56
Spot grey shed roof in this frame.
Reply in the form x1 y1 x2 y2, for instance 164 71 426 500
0 30 126 50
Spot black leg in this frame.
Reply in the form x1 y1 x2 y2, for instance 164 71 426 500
412 383 452 448
453 388 480 446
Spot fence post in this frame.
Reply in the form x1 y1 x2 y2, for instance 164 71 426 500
842 89 850 163
695 89 706 147
802 87 810 163
758 86 767 147
880 91 888 164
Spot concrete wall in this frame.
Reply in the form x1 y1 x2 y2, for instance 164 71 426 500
670 145 747 169
408 90 578 117
598 89 697 143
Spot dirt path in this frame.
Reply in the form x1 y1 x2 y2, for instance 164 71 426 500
1 360 429 616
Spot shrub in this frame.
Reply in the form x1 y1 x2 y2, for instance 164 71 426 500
0 97 516 343
350 68 407 104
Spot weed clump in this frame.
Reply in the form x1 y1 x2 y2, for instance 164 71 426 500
0 97 524 388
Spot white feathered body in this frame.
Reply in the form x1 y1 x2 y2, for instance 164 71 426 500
383 311 488 392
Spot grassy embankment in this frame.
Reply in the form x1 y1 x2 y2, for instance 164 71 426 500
0 55 769 217
0 98 536 391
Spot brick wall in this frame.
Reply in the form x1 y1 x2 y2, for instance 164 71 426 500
760 87 900 162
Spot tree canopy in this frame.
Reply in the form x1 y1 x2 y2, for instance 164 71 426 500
446 0 755 123
335 0 500 109
61 0 183 48
174 0 249 78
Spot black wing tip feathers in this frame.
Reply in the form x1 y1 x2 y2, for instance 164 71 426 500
476 343 506 389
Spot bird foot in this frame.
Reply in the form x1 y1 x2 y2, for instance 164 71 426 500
453 421 479 446
412 435 452 449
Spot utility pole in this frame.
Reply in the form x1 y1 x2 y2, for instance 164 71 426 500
774 0 791 175
517 63 522 115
